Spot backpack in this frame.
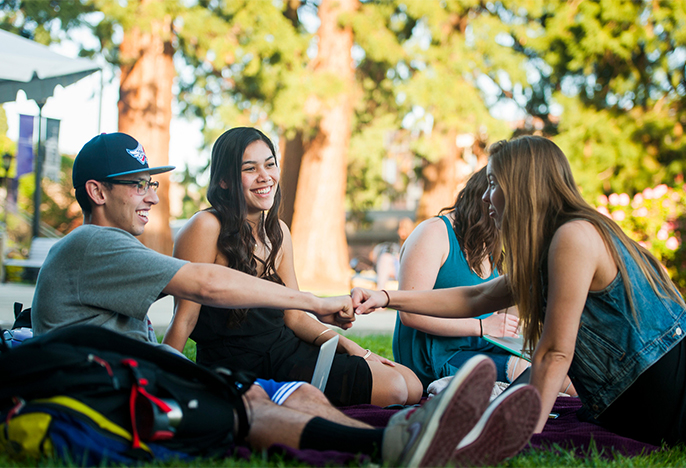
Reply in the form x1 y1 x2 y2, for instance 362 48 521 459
0 325 255 463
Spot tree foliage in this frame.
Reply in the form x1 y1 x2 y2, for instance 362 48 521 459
2 0 686 284
509 0 686 198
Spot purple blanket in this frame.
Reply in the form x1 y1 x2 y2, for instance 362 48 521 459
229 397 660 466
344 398 661 459
527 396 660 458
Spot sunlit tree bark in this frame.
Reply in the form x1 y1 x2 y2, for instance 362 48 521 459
118 2 175 255
289 0 358 291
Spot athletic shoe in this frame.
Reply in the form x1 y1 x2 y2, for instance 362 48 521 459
381 355 495 468
451 384 541 467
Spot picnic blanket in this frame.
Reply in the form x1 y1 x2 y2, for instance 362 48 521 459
342 397 661 460
248 396 660 466
527 396 660 458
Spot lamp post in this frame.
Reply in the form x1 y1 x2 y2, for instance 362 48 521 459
2 152 13 228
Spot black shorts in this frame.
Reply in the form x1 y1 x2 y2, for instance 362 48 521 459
597 338 686 446
197 328 373 407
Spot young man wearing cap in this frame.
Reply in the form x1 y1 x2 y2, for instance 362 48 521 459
31 132 541 467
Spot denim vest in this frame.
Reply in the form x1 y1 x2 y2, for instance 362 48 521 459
543 238 686 421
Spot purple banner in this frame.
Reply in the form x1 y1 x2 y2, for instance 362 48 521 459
16 114 34 178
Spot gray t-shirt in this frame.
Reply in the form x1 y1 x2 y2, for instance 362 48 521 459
32 225 187 343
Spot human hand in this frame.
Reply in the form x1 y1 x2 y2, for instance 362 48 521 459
314 295 355 330
481 312 519 337
363 350 396 367
350 287 388 314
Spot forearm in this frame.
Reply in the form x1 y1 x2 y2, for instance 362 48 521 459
162 319 194 352
284 309 334 344
169 264 322 314
399 312 482 337
283 310 363 354
385 279 512 318
162 301 198 352
530 350 573 433
337 334 367 355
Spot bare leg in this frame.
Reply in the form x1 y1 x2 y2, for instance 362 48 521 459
367 361 423 407
282 383 372 428
506 355 528 382
243 385 314 450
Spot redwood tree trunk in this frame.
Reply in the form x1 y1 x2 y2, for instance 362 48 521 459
278 131 304 229
289 0 357 291
118 2 175 255
416 131 473 223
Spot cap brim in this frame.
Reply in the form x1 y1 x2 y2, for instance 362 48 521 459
105 166 176 179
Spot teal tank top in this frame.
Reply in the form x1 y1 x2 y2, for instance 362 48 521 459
392 215 497 387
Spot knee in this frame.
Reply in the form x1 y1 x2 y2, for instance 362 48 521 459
405 372 423 405
291 383 329 404
284 383 330 410
244 383 271 407
372 371 409 407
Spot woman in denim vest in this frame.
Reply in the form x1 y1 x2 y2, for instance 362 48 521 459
353 135 686 445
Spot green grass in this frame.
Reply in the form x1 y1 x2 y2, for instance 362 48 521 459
2 334 684 467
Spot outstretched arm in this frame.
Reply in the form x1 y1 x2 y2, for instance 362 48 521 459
166 263 354 321
398 217 518 337
352 274 513 318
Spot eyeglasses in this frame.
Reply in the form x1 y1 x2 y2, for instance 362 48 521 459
106 179 159 195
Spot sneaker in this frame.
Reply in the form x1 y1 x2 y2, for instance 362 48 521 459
382 355 496 468
451 384 541 467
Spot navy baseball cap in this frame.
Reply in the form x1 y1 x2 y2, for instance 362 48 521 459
72 133 175 188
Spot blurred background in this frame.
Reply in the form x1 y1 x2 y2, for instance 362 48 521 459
1 0 685 293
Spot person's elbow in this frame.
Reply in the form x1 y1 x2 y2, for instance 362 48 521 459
166 263 219 305
533 345 574 368
399 311 424 330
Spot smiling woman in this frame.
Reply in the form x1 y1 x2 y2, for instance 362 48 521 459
163 127 423 407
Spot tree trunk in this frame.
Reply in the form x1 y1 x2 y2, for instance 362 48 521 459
416 131 476 223
278 131 304 229
118 2 175 255
289 0 357 292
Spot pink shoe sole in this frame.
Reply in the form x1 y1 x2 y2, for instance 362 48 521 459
451 384 542 467
411 355 496 467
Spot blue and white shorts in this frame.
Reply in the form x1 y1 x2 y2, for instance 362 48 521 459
254 379 305 405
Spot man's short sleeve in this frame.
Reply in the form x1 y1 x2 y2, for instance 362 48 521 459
77 228 186 320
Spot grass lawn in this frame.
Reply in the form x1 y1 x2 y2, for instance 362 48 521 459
1 333 683 467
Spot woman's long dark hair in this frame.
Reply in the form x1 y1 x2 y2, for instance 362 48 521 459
207 127 284 326
439 166 502 277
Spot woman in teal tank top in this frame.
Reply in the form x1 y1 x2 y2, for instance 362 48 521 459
393 168 525 388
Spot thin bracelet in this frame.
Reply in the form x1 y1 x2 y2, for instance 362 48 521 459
380 289 391 308
312 328 332 345
479 319 483 337
563 381 572 394
362 349 372 360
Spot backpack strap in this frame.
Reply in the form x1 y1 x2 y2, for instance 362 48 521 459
214 367 251 441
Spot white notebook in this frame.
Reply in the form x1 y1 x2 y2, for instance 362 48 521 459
311 334 339 391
